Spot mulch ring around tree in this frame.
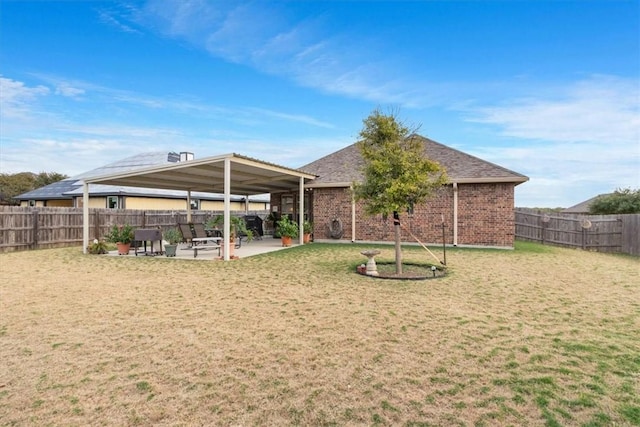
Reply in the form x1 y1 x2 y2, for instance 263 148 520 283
357 261 448 280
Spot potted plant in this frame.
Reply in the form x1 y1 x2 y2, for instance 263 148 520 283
163 227 182 257
303 220 313 244
207 215 253 242
264 212 278 237
106 224 134 255
277 215 299 247
87 238 108 254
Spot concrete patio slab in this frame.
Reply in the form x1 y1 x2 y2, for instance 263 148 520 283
109 236 299 260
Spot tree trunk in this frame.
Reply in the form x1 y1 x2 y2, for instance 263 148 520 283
393 211 402 274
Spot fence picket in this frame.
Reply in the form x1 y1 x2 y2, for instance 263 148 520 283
0 207 268 253
515 208 638 256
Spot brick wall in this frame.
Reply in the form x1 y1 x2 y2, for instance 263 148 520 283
456 183 515 246
271 186 621 249
306 182 516 247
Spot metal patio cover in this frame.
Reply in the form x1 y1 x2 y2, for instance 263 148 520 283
82 153 316 195
81 153 316 259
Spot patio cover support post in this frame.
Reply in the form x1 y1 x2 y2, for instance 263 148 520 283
82 181 89 254
351 190 356 242
223 157 231 260
299 176 304 245
453 182 458 246
186 191 192 222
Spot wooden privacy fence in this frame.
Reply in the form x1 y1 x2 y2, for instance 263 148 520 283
0 206 268 253
515 209 639 256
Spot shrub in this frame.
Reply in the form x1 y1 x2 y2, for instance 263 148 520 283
105 224 134 244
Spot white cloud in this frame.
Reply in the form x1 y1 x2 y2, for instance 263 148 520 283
0 76 50 119
471 139 639 207
55 82 85 98
246 108 335 129
467 75 640 144
133 1 423 107
98 7 142 34
194 135 349 168
460 75 640 207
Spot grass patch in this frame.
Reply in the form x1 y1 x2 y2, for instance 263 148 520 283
0 243 638 425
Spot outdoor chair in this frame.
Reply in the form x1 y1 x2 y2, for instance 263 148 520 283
178 223 194 245
184 223 222 256
192 223 208 239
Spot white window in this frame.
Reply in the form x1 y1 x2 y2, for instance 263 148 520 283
282 195 294 214
107 196 119 209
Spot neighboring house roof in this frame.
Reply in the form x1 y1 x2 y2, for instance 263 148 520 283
300 134 529 187
563 194 610 214
15 152 269 202
16 152 177 200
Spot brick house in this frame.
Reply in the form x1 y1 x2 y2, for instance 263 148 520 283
270 134 528 248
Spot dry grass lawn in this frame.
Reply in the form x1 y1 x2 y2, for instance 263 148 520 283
0 242 638 426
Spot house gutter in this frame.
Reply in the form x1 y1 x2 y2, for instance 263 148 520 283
453 182 458 246
305 176 529 189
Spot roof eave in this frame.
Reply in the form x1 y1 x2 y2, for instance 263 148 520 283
84 153 316 185
452 176 529 185
306 176 530 189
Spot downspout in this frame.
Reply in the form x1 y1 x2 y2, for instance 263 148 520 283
453 182 458 246
351 186 356 242
82 181 89 254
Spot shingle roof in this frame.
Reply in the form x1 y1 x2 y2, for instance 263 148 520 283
562 194 610 213
300 134 528 186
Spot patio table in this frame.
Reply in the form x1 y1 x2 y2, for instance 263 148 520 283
190 236 222 258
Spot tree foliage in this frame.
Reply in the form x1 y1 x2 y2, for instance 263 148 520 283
0 172 69 205
588 188 640 214
353 109 447 216
34 172 68 188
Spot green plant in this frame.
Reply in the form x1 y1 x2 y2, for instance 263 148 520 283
206 215 253 242
105 224 134 244
87 239 108 254
277 215 299 238
303 220 313 234
265 212 278 224
163 227 182 245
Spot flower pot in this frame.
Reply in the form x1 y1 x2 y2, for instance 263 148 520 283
221 240 235 258
165 244 177 257
281 236 292 247
303 233 311 244
116 242 131 255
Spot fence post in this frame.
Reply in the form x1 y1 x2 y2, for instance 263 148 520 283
94 210 99 241
32 209 39 249
541 214 550 245
581 219 592 250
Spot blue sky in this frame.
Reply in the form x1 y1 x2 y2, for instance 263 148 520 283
1 0 638 207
